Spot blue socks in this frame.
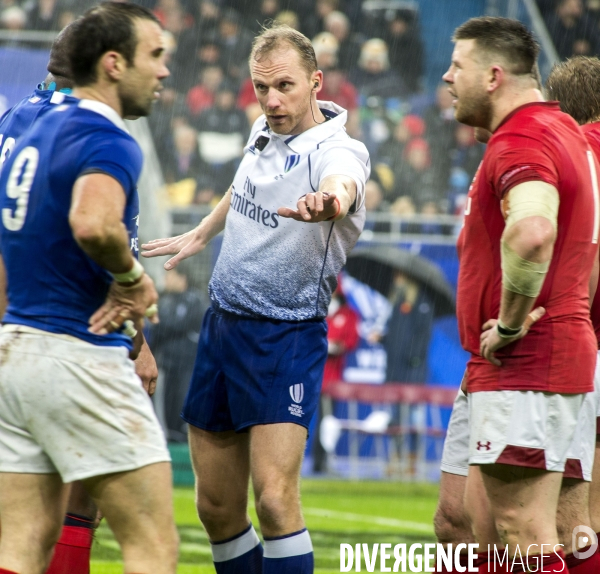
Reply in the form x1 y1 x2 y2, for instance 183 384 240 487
211 525 314 573
211 524 263 574
263 528 314 573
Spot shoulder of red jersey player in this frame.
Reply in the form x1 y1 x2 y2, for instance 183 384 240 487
582 121 600 160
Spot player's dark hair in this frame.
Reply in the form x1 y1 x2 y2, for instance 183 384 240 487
453 17 540 77
67 1 160 87
545 56 600 125
250 23 317 78
47 23 76 82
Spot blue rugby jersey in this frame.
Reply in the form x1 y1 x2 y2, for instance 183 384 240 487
0 99 142 348
0 89 77 171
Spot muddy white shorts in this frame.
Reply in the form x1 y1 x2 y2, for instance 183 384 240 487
0 325 170 483
469 390 586 473
440 389 469 477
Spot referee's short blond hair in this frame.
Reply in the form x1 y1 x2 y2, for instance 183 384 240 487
250 24 318 78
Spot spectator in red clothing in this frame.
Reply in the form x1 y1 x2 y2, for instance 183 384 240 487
319 65 360 138
313 283 360 473
153 0 193 30
236 76 263 126
186 65 224 117
378 113 425 170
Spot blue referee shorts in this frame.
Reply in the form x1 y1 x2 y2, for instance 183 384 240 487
182 306 328 432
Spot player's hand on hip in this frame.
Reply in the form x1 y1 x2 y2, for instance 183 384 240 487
88 273 159 335
479 306 545 366
134 338 159 397
278 191 340 223
141 229 206 270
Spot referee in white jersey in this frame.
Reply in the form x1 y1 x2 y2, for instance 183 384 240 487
143 24 370 574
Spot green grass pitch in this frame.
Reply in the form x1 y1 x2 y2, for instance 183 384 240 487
90 479 438 573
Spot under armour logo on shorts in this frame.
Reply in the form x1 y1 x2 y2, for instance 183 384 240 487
289 383 304 404
476 441 492 451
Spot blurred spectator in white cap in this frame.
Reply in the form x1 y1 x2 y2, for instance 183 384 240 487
324 10 363 72
349 38 407 100
312 31 339 70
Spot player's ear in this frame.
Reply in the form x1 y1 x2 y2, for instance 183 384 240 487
311 70 324 92
101 51 127 81
487 65 504 94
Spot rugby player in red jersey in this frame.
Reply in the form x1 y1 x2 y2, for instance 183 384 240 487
443 17 599 573
546 56 600 569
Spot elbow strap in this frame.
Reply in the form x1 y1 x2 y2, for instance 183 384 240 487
501 241 549 297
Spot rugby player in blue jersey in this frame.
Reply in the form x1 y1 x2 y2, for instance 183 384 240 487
0 21 162 574
0 3 177 574
143 24 370 574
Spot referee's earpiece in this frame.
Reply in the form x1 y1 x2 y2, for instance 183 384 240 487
313 81 319 90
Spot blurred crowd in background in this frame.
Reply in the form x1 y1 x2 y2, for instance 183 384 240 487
0 0 492 221
537 0 600 59
2 1 600 220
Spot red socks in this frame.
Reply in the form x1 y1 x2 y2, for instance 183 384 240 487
45 514 93 574
564 546 600 574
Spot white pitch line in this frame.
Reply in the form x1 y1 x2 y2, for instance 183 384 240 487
303 507 434 534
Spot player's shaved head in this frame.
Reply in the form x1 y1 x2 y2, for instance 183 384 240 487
453 17 539 78
67 1 161 87
41 22 78 91
47 23 75 80
545 56 600 125
250 23 317 78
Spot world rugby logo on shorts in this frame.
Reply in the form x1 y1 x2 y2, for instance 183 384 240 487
289 383 304 404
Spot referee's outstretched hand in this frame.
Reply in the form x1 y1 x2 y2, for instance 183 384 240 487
278 191 340 223
141 229 205 270
479 306 546 367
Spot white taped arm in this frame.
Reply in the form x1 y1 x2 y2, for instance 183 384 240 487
501 181 559 298
504 181 559 231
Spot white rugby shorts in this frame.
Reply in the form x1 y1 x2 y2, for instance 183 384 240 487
440 388 469 477
469 390 586 473
0 325 170 482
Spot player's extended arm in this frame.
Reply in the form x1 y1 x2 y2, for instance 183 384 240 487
141 187 232 270
70 173 158 334
479 180 558 366
0 254 6 318
277 174 357 223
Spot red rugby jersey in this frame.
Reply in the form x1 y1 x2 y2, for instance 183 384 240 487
583 122 600 348
457 102 598 394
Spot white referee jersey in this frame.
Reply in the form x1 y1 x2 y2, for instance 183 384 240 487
209 101 370 321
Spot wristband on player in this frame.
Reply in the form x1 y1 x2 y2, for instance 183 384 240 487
111 259 144 284
122 320 138 338
326 197 341 221
496 319 523 339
